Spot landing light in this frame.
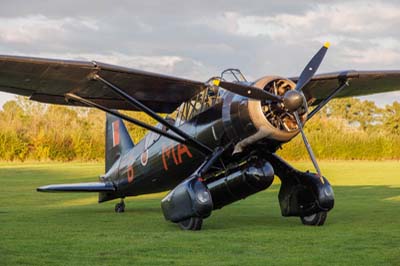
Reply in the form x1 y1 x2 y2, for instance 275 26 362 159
197 190 211 203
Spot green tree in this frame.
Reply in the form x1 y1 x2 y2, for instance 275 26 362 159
383 102 400 135
323 98 382 130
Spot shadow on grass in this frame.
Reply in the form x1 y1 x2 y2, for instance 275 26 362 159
1 162 400 232
37 185 400 231
156 184 400 231
205 185 400 230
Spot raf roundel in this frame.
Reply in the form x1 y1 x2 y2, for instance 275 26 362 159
141 150 149 166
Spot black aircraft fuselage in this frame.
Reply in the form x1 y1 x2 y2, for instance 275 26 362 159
101 91 259 200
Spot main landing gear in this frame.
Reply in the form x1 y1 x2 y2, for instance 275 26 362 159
178 217 203 231
262 153 334 227
300 211 327 226
115 199 125 213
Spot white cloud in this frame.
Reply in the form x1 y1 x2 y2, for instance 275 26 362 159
193 12 240 35
229 1 400 41
341 47 400 65
0 15 99 44
24 52 184 74
196 1 400 70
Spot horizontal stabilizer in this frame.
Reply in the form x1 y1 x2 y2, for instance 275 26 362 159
37 182 115 192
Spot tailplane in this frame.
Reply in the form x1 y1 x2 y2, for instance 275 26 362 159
36 112 133 199
37 182 115 192
105 112 134 172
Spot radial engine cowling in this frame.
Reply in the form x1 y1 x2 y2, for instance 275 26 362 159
224 76 308 153
251 76 308 139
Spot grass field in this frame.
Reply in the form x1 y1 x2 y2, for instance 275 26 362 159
0 161 400 266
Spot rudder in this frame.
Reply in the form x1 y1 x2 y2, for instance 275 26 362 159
105 112 134 172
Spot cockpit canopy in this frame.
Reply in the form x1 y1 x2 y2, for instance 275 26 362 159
172 69 247 126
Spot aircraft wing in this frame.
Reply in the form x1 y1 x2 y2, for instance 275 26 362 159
290 70 400 106
0 55 205 113
37 182 115 192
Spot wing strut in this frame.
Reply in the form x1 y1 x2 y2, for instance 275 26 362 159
92 75 213 155
65 93 189 145
306 79 349 121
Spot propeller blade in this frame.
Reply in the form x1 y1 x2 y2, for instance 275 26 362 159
294 111 322 177
295 42 330 92
216 80 282 102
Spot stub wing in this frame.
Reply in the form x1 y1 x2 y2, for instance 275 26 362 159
291 70 400 106
37 182 115 192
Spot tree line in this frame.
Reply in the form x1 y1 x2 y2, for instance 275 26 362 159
0 96 398 161
279 98 400 160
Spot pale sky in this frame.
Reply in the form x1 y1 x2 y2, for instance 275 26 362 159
0 0 399 107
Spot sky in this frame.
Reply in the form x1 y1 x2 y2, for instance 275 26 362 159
0 0 399 107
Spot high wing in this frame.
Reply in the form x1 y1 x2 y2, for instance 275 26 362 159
0 55 205 113
1 54 400 113
290 70 400 106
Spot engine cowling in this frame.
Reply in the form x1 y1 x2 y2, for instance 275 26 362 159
222 76 308 153
249 76 308 141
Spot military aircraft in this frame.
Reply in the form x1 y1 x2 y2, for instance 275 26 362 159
0 43 399 230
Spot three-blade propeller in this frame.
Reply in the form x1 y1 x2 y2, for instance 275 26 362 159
217 42 330 178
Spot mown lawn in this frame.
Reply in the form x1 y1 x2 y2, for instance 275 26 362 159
0 161 399 265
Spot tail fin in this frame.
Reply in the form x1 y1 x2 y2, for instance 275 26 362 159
105 112 134 172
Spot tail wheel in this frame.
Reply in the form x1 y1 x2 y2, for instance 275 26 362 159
300 211 327 226
178 217 203 231
114 201 125 213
